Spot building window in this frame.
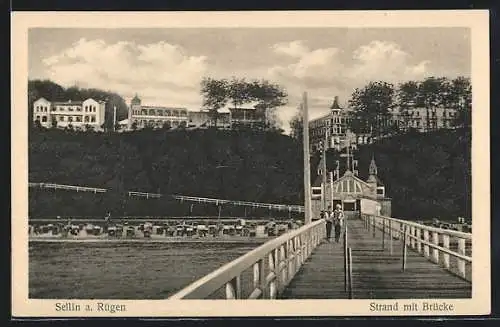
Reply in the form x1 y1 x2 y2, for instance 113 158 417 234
42 116 47 122
51 107 56 112
84 116 89 122
77 106 81 111
90 115 96 123
35 115 40 120
59 106 64 111
157 109 163 116
60 116 65 121
68 116 73 122
141 109 147 115
68 106 74 111
165 110 171 116
149 109 155 116
93 106 96 112
76 116 82 122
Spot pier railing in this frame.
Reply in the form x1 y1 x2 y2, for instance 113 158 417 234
169 219 325 299
360 214 472 281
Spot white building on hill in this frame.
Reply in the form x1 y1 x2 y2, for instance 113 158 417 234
32 97 106 130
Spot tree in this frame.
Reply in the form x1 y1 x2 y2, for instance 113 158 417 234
248 79 288 129
419 77 449 131
33 119 42 130
449 76 472 129
289 109 303 142
200 77 229 128
162 121 171 130
51 117 58 129
227 77 251 109
131 121 138 131
397 80 420 131
348 81 395 138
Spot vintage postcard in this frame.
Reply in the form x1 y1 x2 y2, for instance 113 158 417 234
11 10 490 317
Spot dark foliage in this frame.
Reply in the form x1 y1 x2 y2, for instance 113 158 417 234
29 128 304 218
29 126 470 221
311 128 471 221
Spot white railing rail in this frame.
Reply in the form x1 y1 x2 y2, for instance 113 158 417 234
169 219 325 299
360 214 472 282
29 182 304 212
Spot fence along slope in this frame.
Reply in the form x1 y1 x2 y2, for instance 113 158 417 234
169 219 325 299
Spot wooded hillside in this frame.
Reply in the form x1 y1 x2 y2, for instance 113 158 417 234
29 127 471 221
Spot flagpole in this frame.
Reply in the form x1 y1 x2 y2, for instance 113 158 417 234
302 92 312 224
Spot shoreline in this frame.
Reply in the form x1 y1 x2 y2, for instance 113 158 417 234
29 236 271 244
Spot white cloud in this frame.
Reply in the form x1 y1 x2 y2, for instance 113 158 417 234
348 40 430 83
269 40 431 90
272 40 309 58
42 38 208 107
267 40 434 130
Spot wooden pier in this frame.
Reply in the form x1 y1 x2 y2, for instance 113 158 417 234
170 214 472 300
281 218 471 299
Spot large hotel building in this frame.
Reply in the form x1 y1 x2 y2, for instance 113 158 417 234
309 96 458 152
123 95 267 131
32 97 106 130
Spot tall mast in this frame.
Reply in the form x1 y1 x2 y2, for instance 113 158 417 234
302 92 312 224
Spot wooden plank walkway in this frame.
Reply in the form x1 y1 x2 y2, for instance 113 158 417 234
281 219 472 299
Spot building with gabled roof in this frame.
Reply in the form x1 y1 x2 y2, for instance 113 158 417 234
32 97 106 130
311 148 391 219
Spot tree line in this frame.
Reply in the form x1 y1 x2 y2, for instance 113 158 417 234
289 76 471 141
200 77 288 129
348 76 471 136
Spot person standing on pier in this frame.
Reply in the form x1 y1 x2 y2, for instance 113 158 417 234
333 204 344 243
324 206 333 241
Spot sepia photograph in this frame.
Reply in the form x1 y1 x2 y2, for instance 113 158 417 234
11 10 490 317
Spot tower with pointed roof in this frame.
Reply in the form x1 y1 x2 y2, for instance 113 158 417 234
129 94 142 129
366 155 385 199
330 96 341 111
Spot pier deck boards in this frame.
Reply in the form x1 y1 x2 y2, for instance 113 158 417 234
281 219 472 299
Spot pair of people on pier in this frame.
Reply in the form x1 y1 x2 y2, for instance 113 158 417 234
324 204 344 243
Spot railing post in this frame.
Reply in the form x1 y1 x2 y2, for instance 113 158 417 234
416 228 422 254
389 220 393 255
259 258 267 299
432 231 439 264
274 248 280 292
280 245 287 289
402 225 407 272
372 216 376 238
423 230 430 258
287 239 293 280
382 218 385 249
268 252 277 299
344 228 348 292
225 275 241 299
348 247 353 299
410 226 415 249
442 234 450 270
458 237 466 279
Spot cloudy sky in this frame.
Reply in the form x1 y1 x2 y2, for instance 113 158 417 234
29 28 470 132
